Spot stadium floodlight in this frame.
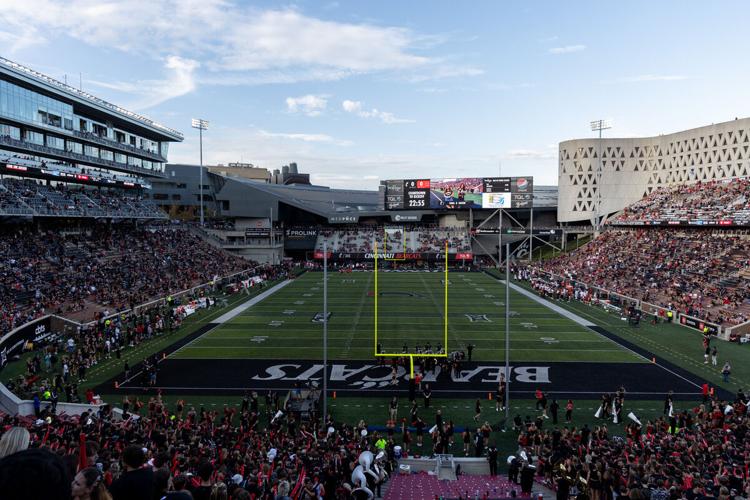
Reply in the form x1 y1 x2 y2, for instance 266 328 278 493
191 119 209 227
590 119 613 232
590 119 612 135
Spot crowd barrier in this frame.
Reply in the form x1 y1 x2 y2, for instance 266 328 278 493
0 382 104 417
725 319 750 342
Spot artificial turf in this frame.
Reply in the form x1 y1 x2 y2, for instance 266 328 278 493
171 271 642 364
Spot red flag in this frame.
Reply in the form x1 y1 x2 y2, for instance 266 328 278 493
78 433 87 471
41 426 51 446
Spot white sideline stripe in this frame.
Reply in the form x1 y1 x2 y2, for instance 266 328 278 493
213 280 293 324
168 280 293 359
505 281 596 327
504 279 703 390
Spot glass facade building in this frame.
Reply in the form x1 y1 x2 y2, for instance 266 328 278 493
0 57 182 183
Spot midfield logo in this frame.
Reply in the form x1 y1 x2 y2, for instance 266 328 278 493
465 313 491 322
311 312 333 323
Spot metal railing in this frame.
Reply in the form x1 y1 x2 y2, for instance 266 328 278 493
73 130 166 162
0 135 165 178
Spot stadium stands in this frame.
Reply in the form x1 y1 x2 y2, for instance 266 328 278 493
611 178 750 225
315 226 471 253
0 179 164 218
0 225 251 336
535 228 750 326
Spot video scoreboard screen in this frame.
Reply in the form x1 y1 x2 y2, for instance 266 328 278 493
384 176 533 210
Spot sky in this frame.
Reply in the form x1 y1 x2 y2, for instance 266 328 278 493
1 0 749 190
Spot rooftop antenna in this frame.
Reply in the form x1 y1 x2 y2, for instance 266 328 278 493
79 72 82 91
64 74 67 85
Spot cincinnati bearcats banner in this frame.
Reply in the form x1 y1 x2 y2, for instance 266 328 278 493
313 252 474 261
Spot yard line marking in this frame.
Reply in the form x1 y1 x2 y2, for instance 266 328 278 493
342 272 372 357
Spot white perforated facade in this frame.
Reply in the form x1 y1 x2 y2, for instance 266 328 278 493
558 118 750 222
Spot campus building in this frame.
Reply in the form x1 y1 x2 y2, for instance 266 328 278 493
558 117 750 223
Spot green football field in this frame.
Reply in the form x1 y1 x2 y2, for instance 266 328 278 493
170 271 642 363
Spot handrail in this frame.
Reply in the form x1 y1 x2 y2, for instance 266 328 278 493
72 130 166 162
0 135 166 178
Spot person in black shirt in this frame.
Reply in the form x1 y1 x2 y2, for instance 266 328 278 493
550 399 559 424
109 446 155 500
487 443 499 476
474 428 484 457
414 416 425 447
467 343 474 361
423 383 432 408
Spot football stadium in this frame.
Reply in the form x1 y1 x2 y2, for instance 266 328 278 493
1 6 750 499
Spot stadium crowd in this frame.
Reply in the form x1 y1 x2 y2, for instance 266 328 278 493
612 179 750 225
315 226 471 254
526 394 750 500
0 390 394 500
533 229 750 326
0 225 253 336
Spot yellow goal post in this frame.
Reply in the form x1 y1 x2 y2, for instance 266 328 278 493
373 240 449 377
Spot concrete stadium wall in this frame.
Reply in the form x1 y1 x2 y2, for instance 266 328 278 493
558 118 750 223
0 383 103 417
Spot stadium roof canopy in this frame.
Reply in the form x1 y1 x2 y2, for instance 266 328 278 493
220 176 558 219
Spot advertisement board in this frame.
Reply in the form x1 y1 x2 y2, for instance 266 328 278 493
0 316 53 371
384 176 533 210
313 252 473 262
679 315 720 335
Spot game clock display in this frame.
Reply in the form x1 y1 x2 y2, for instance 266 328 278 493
386 176 533 210
403 179 430 208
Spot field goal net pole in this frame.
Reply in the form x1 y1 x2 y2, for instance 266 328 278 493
374 241 449 378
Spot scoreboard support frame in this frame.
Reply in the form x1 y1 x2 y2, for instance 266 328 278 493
373 241 449 377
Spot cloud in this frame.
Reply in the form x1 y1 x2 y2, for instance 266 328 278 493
605 74 688 84
504 149 556 160
549 44 586 54
285 94 328 116
257 129 352 146
417 87 448 94
87 55 199 110
0 2 482 100
341 100 415 124
217 9 428 72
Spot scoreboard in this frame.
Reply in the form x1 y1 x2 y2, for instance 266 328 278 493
383 176 533 210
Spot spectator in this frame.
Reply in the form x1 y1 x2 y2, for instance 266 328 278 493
72 467 112 500
0 448 72 500
0 426 30 459
109 445 154 500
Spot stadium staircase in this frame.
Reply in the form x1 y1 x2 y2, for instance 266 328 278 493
436 454 457 480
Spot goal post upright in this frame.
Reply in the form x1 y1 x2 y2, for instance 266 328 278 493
373 237 450 379
444 240 448 350
374 240 378 357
